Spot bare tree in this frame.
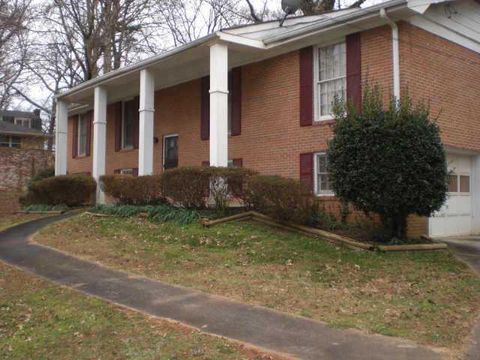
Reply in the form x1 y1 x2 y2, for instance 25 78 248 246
0 0 31 109
155 0 250 47
246 0 367 21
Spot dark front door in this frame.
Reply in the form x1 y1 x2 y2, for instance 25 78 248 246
164 135 178 170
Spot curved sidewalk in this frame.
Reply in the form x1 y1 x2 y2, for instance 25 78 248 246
0 214 443 360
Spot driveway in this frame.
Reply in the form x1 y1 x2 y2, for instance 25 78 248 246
436 236 480 360
437 236 480 274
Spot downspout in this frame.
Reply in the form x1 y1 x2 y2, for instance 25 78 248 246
380 8 400 101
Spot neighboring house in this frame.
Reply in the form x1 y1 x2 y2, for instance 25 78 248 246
0 109 53 212
54 0 480 238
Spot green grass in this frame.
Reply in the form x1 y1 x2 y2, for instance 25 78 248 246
35 214 480 353
0 262 276 360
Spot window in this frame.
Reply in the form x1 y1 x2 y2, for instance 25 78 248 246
314 153 333 195
0 135 21 148
448 174 470 193
14 118 31 128
163 135 178 170
119 168 134 175
77 113 88 156
315 42 346 120
122 99 136 149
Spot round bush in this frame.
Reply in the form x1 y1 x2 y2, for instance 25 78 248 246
328 86 448 239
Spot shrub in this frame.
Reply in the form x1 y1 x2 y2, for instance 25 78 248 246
207 167 257 213
101 175 163 205
162 167 211 209
162 166 257 210
328 85 448 240
30 167 55 184
245 175 315 224
21 175 96 206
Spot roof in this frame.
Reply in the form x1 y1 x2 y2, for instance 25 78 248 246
0 110 40 119
0 121 46 137
57 0 472 106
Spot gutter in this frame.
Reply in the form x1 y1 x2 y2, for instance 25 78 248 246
380 8 401 101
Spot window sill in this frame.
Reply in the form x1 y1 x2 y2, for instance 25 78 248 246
119 147 136 153
76 154 88 159
315 193 335 197
313 118 335 127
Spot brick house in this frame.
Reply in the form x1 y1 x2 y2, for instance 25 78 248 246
0 109 53 213
55 0 480 238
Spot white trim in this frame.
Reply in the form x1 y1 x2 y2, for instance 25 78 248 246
163 133 178 170
380 9 400 101
14 118 31 128
313 152 334 197
408 14 480 54
313 41 347 122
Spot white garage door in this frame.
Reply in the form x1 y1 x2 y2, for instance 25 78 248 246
429 154 473 237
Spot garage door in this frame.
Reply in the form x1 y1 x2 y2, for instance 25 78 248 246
429 154 472 237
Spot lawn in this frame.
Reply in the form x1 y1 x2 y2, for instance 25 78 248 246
0 261 278 359
0 214 47 232
34 213 480 354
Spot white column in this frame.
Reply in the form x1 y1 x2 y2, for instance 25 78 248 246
209 42 229 167
55 100 68 175
92 86 108 204
138 69 155 175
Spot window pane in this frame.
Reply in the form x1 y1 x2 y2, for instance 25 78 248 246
0 135 9 147
460 175 470 193
123 100 136 148
448 174 458 192
11 136 21 148
78 115 87 155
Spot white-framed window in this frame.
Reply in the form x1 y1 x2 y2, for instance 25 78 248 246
314 152 333 196
77 113 88 156
314 42 346 121
14 118 31 128
122 99 136 149
0 135 21 148
448 173 470 194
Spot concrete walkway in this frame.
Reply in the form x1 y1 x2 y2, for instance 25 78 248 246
436 236 480 360
0 214 444 360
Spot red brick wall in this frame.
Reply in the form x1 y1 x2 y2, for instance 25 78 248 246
399 22 480 152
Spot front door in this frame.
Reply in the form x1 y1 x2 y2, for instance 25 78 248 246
163 135 178 170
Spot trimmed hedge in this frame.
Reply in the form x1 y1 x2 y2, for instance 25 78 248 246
162 167 211 208
21 175 96 206
101 175 163 205
162 166 256 209
245 175 315 224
